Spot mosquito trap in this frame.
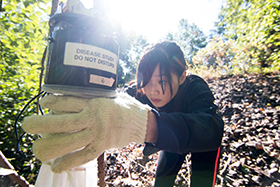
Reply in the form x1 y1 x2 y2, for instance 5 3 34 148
43 0 119 98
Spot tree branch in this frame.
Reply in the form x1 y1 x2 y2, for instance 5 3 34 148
0 151 30 187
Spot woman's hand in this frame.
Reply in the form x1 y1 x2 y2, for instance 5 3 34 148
145 111 158 144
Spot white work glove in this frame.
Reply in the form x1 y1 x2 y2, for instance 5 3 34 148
22 93 151 173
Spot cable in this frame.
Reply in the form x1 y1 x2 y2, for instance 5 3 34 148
39 91 48 115
212 146 221 187
14 91 46 157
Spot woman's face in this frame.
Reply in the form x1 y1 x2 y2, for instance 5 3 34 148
142 64 186 108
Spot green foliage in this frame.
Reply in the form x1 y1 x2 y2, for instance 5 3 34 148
122 34 149 85
192 35 278 76
0 0 49 184
220 0 280 71
166 19 207 65
114 25 149 86
193 36 235 72
210 13 227 37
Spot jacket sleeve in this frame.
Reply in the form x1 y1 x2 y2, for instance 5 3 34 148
155 76 224 154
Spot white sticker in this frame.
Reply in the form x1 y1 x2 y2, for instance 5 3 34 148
64 42 118 74
89 74 115 87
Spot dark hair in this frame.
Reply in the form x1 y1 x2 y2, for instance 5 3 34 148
136 41 187 96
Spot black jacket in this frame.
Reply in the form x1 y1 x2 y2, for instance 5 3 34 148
126 74 224 186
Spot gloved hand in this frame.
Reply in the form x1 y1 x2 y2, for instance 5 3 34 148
22 93 151 173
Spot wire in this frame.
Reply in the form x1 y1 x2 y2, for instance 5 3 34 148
39 91 48 115
212 146 221 187
14 91 46 157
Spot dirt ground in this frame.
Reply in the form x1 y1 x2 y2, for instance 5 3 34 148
103 73 280 187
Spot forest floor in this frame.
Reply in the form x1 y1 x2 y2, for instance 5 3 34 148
103 72 280 187
2 72 279 187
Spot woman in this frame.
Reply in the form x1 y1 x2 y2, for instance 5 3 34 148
126 41 224 186
22 41 224 187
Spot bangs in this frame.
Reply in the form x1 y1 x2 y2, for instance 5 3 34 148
137 61 156 89
137 55 158 89
136 41 186 96
136 48 173 95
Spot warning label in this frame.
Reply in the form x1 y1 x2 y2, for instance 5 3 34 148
63 42 118 74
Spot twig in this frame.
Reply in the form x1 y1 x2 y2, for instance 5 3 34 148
220 153 231 175
98 152 105 187
0 151 30 187
37 47 47 114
